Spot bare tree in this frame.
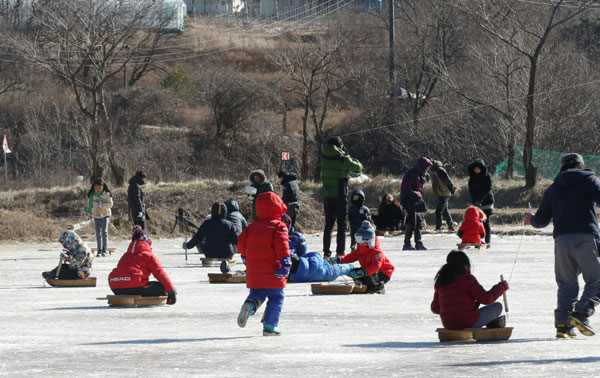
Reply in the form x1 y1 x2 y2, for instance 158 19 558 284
460 0 596 188
11 0 179 184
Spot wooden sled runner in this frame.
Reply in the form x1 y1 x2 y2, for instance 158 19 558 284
46 277 97 287
457 243 484 251
208 272 246 283
96 295 167 308
311 282 367 295
436 327 513 342
91 247 117 255
201 258 236 267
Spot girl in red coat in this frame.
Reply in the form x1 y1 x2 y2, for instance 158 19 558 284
237 192 290 336
108 226 177 305
431 250 508 330
332 221 395 294
457 206 487 245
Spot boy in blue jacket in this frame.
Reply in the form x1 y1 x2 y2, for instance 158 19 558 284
348 190 371 251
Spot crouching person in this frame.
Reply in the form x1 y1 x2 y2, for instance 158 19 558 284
43 230 94 280
331 221 395 294
183 202 238 259
237 192 290 336
109 226 177 305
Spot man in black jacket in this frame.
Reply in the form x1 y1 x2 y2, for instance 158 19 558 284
526 153 600 338
127 170 149 229
183 202 238 259
278 171 300 225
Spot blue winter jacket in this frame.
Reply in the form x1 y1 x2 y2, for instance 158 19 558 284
187 202 238 258
348 190 371 233
289 252 341 283
531 169 600 239
225 200 248 236
289 229 308 257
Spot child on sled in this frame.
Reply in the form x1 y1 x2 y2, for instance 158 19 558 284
42 230 93 280
431 250 508 330
457 206 487 246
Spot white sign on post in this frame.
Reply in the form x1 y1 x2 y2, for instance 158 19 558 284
281 152 290 161
2 135 10 154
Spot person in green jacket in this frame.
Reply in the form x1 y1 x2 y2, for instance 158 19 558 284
321 136 363 257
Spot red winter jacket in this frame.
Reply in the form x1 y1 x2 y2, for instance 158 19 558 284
108 239 175 293
340 237 394 278
430 274 506 330
239 192 290 289
458 207 486 244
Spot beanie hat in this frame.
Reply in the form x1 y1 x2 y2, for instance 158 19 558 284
355 220 375 248
560 153 584 169
281 214 292 231
327 136 344 148
132 225 152 245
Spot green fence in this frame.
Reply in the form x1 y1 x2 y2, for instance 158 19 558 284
495 146 600 179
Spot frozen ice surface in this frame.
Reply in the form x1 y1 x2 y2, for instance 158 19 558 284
1 231 599 377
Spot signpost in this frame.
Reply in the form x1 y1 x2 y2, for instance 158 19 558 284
2 135 10 187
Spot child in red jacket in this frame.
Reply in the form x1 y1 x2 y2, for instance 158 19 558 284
431 250 508 330
108 226 177 305
237 192 291 336
332 221 395 294
457 206 487 245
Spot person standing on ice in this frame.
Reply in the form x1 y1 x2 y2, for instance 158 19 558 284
525 153 600 338
321 136 363 258
85 178 113 257
400 156 432 250
127 170 149 230
248 169 274 221
467 159 494 247
109 226 176 304
431 250 508 330
237 192 291 336
278 170 301 226
429 160 456 232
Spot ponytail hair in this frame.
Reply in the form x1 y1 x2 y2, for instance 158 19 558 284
434 250 471 288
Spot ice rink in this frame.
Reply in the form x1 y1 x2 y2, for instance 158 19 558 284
1 230 599 377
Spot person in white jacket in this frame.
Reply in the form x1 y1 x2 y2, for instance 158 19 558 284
86 178 113 257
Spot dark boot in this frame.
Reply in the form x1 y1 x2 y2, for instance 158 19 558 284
569 311 595 336
486 315 506 328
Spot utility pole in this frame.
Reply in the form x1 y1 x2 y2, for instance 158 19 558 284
388 0 395 97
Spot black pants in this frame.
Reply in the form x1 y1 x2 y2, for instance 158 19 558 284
286 202 300 226
435 196 453 230
133 217 145 230
482 208 492 244
323 196 348 256
46 264 81 279
111 281 166 297
404 210 422 245
356 272 391 293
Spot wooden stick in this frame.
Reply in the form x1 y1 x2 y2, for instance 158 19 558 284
55 258 63 279
184 238 188 263
500 274 509 313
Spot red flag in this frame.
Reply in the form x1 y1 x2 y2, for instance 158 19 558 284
2 135 10 154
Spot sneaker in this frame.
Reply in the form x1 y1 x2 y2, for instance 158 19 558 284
448 226 456 232
415 242 427 251
556 324 577 339
434 228 442 232
402 243 415 251
263 324 282 336
569 312 595 336
323 251 332 258
486 315 506 329
220 260 231 274
237 301 255 328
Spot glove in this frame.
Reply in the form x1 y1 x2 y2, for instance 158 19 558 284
274 257 292 279
499 281 509 291
241 256 246 265
182 241 188 250
87 215 93 221
327 256 341 264
348 268 366 279
60 253 71 263
167 290 177 305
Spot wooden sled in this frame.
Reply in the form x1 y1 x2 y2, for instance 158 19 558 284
311 282 367 295
46 277 97 287
436 327 513 342
91 247 117 255
96 295 167 308
208 272 246 283
201 258 236 267
457 243 484 251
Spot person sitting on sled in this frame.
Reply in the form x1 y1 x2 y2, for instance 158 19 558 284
457 206 487 246
183 202 238 259
431 250 508 330
330 221 395 294
108 226 177 305
42 230 93 280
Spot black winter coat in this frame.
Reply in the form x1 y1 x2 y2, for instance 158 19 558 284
127 173 147 220
187 202 238 258
225 200 248 236
468 159 495 209
281 173 300 204
348 190 371 232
